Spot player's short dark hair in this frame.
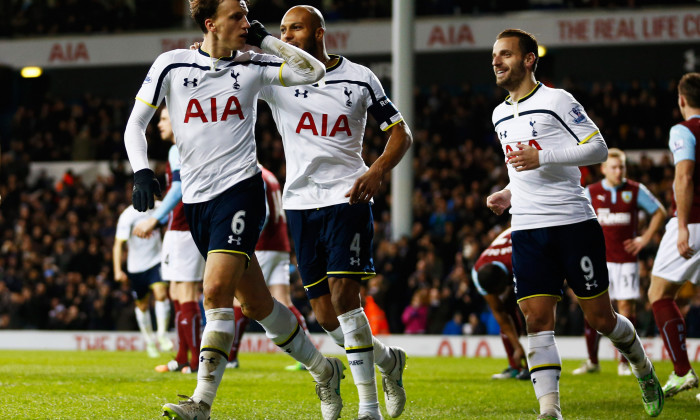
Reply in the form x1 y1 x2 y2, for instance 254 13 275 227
679 72 700 108
476 263 511 295
497 28 539 72
190 0 249 33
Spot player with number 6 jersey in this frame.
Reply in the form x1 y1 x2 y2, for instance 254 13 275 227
124 2 346 419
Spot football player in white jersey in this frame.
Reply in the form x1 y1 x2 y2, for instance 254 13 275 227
486 29 663 419
124 2 344 420
113 202 170 358
134 106 206 375
259 6 413 420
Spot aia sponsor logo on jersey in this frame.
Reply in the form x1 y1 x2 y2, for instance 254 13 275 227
504 139 542 155
296 112 352 137
184 96 244 123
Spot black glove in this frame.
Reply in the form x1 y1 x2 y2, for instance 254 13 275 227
246 20 270 48
132 168 161 212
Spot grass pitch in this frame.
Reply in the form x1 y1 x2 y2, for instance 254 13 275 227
0 350 697 419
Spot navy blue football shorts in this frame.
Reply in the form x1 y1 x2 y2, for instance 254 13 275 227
184 173 265 264
128 263 163 301
287 203 376 299
511 219 609 303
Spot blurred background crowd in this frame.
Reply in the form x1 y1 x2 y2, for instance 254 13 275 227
2 0 698 37
2 75 700 338
1 0 699 340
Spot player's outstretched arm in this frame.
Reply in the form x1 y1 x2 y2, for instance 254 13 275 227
623 207 667 256
112 238 128 282
247 20 325 86
345 121 412 204
124 100 161 211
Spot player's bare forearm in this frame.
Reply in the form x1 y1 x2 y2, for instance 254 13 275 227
487 296 523 361
674 160 694 229
487 188 511 215
674 160 695 258
346 122 412 204
133 217 158 239
372 122 413 176
112 240 125 280
644 207 668 244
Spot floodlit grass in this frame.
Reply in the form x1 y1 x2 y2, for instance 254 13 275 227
0 350 697 419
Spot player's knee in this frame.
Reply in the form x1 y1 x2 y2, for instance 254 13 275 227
330 291 360 315
587 313 616 335
239 299 271 320
523 312 554 333
202 282 233 309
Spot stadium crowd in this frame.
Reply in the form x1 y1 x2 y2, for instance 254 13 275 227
2 0 696 38
1 76 699 339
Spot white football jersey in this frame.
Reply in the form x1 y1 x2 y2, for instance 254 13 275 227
135 49 288 203
492 82 601 230
115 203 162 273
260 55 403 209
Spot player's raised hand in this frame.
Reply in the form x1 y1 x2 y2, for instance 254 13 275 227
345 167 383 204
190 40 203 50
506 144 540 172
487 189 511 215
246 20 271 48
132 168 161 212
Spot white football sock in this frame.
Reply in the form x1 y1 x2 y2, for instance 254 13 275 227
325 326 392 371
338 308 379 417
259 300 329 382
155 299 170 338
135 307 155 344
604 314 651 378
527 331 561 416
324 326 346 347
192 308 235 406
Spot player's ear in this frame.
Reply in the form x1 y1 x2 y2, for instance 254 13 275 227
205 18 216 33
315 26 324 42
526 52 535 69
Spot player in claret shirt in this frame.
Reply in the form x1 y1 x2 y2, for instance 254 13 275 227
648 72 700 399
487 28 663 419
574 148 665 377
471 228 530 382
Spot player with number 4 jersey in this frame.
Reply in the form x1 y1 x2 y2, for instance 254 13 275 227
259 6 413 420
